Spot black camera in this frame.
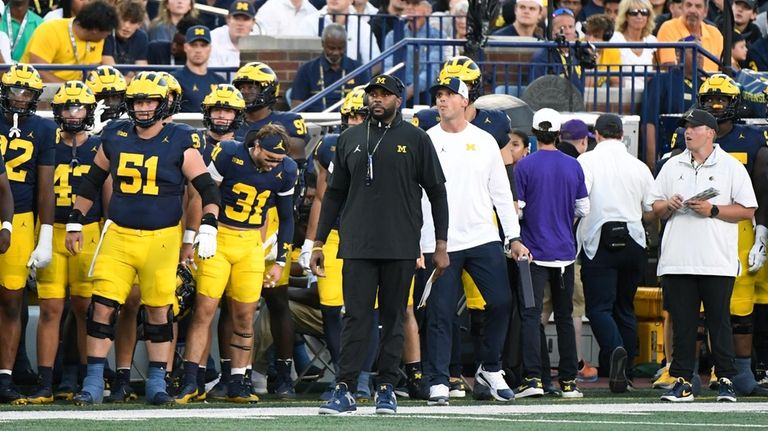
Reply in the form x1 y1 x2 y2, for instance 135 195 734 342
574 40 597 70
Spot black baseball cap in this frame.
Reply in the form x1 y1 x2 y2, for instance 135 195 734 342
594 113 623 136
365 74 405 96
735 0 756 9
679 109 719 133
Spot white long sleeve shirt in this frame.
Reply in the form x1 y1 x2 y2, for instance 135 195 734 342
420 122 519 253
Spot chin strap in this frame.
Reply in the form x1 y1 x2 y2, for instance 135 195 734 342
9 113 20 138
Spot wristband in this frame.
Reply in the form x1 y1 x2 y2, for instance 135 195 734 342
312 247 324 252
1 221 11 233
66 210 85 233
275 261 286 267
200 212 218 228
183 229 196 244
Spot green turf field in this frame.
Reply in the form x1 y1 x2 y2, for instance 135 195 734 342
2 388 768 431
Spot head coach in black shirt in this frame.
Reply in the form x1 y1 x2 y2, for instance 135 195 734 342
311 74 450 415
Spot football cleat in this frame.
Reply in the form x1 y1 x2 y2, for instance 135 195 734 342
717 377 737 402
174 382 198 404
26 386 54 404
73 391 95 406
105 382 138 403
227 379 259 404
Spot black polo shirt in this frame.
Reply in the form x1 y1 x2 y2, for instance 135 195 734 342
317 113 446 260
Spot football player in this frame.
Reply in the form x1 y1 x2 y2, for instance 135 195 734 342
85 65 127 135
666 74 768 397
28 82 109 404
0 64 56 405
65 71 220 406
176 123 296 404
232 61 307 398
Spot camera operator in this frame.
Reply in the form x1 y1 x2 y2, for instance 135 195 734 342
529 7 596 94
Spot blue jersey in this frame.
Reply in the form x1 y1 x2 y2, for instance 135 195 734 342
0 150 5 174
412 107 511 148
234 111 308 143
0 113 56 213
671 123 768 175
201 132 220 166
100 120 204 229
212 139 298 229
314 133 338 170
53 132 103 224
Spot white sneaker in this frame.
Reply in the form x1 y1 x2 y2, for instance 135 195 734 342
475 366 515 401
427 384 449 406
251 371 268 395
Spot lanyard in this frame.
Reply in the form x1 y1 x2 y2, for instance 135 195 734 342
68 19 89 64
364 121 389 185
6 11 28 53
318 59 346 110
558 50 581 78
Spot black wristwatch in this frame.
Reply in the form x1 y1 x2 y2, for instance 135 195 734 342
710 205 719 218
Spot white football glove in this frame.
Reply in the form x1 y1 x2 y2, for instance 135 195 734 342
263 232 278 262
27 224 53 269
90 99 108 135
748 225 768 273
298 239 314 273
194 224 218 259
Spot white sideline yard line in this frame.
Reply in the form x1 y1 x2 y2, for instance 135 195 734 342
2 402 768 422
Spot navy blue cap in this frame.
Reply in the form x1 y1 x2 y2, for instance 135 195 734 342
229 1 256 17
185 25 212 44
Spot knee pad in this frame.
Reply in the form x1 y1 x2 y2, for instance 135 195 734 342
86 295 120 340
138 305 174 342
732 314 754 335
230 330 253 351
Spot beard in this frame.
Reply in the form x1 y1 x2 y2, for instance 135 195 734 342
369 104 397 123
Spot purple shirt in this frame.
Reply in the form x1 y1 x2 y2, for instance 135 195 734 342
515 149 588 262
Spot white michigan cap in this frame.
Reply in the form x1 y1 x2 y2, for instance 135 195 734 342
532 108 561 132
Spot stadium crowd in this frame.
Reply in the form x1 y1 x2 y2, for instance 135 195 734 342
0 0 767 417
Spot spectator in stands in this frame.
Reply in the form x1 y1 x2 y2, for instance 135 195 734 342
450 0 468 39
149 0 198 42
208 1 259 71
603 0 658 90
22 0 118 82
583 14 617 87
291 24 370 111
746 23 768 69
384 0 448 103
577 114 655 394
651 0 666 15
559 0 587 20
370 0 406 50
514 108 589 399
642 37 703 167
656 0 723 71
731 32 749 70
43 0 90 21
717 0 760 43
102 1 149 67
256 0 320 37
583 0 606 17
0 0 44 62
529 8 586 94
147 15 201 65
171 25 225 112
653 0 683 34
320 0 381 63
650 108 755 403
353 0 379 19
604 0 622 18
492 0 545 38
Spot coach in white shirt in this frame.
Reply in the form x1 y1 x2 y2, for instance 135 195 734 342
576 113 655 394
257 0 319 37
419 77 528 405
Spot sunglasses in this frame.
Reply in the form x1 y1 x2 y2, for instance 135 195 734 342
627 8 650 16
552 7 575 17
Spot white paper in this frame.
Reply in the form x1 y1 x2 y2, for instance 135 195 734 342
417 269 437 309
